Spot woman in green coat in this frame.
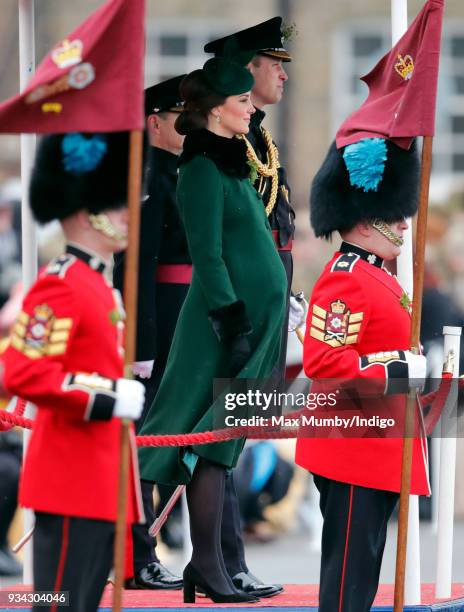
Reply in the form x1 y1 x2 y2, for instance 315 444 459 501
138 57 287 603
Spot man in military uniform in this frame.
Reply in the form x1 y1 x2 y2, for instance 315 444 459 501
2 131 145 612
114 76 187 591
205 16 306 376
295 137 429 611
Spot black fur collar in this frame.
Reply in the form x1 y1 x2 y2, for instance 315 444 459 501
179 129 250 179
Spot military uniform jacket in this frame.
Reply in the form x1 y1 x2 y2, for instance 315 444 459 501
247 109 295 248
295 243 430 495
113 147 191 362
2 245 143 522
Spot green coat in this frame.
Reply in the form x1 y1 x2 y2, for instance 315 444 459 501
138 153 287 485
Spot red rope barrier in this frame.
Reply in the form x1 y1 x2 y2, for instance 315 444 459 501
0 408 33 430
0 407 300 444
1 374 461 445
0 397 29 432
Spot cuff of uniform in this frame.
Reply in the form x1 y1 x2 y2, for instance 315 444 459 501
384 352 409 395
208 300 252 343
85 392 116 421
359 351 409 395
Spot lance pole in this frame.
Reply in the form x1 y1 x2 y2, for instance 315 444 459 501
393 136 433 612
112 129 143 612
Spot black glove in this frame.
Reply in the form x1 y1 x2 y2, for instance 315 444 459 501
208 301 253 376
229 334 252 376
208 300 252 342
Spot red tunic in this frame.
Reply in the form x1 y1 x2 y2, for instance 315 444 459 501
295 248 430 495
2 247 144 522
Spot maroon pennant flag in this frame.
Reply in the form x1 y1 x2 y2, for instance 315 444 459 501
0 0 145 133
336 0 444 150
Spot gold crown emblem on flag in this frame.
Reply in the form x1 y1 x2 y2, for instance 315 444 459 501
394 54 414 80
52 39 83 69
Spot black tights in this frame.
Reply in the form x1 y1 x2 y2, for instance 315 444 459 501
186 459 236 594
222 473 248 576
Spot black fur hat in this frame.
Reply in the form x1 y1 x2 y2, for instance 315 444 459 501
310 139 420 239
30 131 133 224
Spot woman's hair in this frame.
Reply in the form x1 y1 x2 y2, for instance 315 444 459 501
175 69 226 135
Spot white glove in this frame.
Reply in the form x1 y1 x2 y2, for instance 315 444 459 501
132 360 154 379
405 351 427 387
113 379 145 420
288 293 308 332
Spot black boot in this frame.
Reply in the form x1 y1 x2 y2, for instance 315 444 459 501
186 459 258 603
223 473 283 598
183 562 257 604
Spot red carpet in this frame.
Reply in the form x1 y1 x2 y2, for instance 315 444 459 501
1 583 464 610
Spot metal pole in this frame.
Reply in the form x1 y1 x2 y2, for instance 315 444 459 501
392 0 412 296
181 490 192 565
435 326 461 598
18 0 36 587
390 1 421 606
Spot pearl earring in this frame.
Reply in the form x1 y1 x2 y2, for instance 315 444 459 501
216 115 221 123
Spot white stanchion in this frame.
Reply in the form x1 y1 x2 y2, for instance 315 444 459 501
18 0 37 587
391 0 422 605
404 496 421 603
435 326 461 599
428 342 445 529
181 489 192 565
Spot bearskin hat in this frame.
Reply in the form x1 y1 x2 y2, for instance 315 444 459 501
310 138 420 239
30 131 137 224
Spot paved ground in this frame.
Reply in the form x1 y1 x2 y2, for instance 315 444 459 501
2 520 463 590
161 520 464 585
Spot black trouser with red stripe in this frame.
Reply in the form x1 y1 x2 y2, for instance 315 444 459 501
33 512 114 612
313 474 398 612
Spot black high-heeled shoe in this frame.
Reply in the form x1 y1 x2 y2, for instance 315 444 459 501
183 563 259 604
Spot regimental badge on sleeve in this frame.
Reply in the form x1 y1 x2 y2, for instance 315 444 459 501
10 305 72 359
309 299 363 347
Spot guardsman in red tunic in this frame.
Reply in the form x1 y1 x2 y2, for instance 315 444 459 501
295 138 428 612
1 131 145 612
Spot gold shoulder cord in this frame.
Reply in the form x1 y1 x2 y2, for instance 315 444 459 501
239 127 280 217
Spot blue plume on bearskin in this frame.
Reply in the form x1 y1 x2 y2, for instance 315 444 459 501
343 138 387 192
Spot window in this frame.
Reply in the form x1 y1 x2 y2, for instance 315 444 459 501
160 35 187 57
330 20 389 135
145 18 228 86
331 19 464 186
